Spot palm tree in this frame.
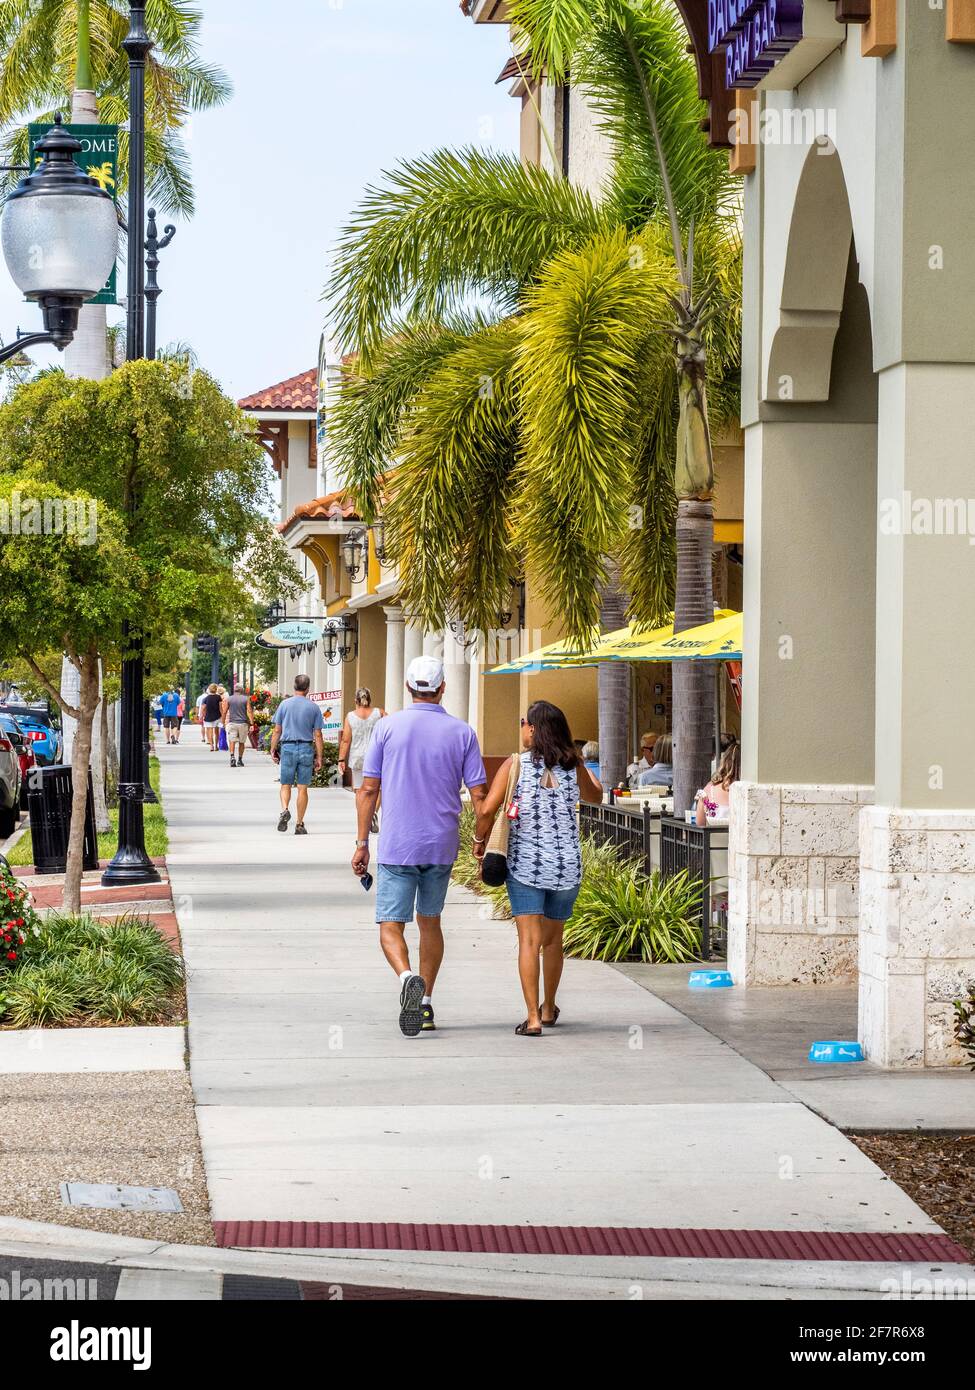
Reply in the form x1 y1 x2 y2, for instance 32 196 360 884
0 0 231 215
508 0 740 811
326 0 740 801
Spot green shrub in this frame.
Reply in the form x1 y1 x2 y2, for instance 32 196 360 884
0 961 82 1027
311 741 341 788
563 849 702 963
0 913 184 1028
454 807 703 961
0 862 40 970
954 990 975 1070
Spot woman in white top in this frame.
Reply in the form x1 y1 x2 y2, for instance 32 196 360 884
338 688 386 789
695 737 740 825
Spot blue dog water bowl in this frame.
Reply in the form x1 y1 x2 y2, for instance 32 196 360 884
808 1040 864 1063
688 969 734 990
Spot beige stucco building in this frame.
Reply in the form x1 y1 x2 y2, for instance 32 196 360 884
659 0 975 1068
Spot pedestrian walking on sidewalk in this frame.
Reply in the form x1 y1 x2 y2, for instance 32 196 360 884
475 701 602 1036
352 655 487 1037
159 688 180 745
201 684 223 752
222 683 254 768
269 674 324 836
195 689 207 741
338 688 385 789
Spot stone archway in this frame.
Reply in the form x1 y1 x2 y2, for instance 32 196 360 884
764 143 855 404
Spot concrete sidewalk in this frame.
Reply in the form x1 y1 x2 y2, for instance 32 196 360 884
160 741 971 1296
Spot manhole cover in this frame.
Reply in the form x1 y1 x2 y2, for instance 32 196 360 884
60 1183 183 1213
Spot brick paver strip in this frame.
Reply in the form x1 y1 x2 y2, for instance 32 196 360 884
214 1221 970 1263
27 883 172 908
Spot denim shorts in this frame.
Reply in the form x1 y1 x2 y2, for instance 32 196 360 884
279 742 314 786
376 863 454 924
506 873 580 922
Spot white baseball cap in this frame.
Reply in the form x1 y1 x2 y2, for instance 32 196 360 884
406 654 445 693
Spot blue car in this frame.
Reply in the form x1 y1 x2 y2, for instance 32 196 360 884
0 704 62 767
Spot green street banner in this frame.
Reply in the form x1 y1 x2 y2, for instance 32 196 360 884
27 123 119 306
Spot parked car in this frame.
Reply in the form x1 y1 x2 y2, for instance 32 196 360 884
0 703 62 767
0 724 21 838
0 713 35 810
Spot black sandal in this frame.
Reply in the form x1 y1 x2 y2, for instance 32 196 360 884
541 1005 560 1027
515 1020 542 1037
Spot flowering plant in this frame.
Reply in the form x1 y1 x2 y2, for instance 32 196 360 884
0 863 38 971
702 797 718 818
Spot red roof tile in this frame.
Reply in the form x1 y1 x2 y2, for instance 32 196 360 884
279 490 360 533
238 368 316 413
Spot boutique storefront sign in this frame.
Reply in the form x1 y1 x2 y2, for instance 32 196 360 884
708 0 805 88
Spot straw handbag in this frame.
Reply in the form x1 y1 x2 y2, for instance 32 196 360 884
480 753 521 888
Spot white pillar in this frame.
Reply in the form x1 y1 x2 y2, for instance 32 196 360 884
383 606 406 714
403 614 424 692
442 622 471 723
423 626 444 661
468 639 481 734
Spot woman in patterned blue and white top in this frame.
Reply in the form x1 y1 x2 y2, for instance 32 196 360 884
475 701 602 1036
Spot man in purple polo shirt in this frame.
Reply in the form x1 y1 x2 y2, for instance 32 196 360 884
352 654 487 1037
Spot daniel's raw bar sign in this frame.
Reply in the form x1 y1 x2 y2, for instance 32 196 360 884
708 1 804 89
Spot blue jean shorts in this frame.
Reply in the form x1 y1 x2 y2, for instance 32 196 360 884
279 742 314 786
376 863 454 924
506 873 580 922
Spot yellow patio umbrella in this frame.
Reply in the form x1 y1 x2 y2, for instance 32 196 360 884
594 610 741 662
488 634 601 674
488 609 741 673
490 615 685 672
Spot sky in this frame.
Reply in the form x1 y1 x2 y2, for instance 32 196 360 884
0 0 521 402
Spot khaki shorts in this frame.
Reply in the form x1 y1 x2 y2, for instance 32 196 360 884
226 722 249 744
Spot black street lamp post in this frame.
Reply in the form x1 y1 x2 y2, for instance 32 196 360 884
0 117 117 364
140 210 175 805
103 0 159 887
144 208 175 361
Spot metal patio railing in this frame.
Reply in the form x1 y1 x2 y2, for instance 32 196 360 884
578 800 729 961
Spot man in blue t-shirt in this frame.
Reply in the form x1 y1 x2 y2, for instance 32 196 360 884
269 674 324 835
159 689 181 745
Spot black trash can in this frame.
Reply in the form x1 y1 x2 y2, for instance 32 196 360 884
27 764 99 874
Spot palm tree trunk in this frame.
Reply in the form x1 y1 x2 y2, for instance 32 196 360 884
62 648 100 914
597 561 629 792
671 316 715 814
672 500 714 812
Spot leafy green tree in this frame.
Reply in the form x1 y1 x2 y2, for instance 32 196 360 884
0 0 231 214
0 361 302 909
326 0 739 799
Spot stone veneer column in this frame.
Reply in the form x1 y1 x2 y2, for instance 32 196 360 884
382 607 405 714
728 781 873 986
858 809 975 1068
